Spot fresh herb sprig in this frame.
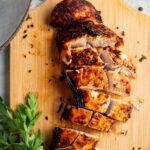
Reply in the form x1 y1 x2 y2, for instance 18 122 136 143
0 93 44 150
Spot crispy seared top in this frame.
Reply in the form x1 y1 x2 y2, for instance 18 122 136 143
56 21 123 50
50 0 102 28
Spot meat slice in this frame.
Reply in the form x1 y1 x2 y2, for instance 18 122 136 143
57 21 123 65
100 47 136 78
106 98 133 122
69 47 103 68
65 67 131 96
65 66 109 91
50 0 102 28
50 127 99 150
63 105 93 126
72 132 99 150
62 105 114 132
107 69 131 96
79 89 111 113
50 127 79 149
88 112 115 132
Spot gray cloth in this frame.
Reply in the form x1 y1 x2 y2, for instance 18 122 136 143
31 0 46 9
125 0 150 16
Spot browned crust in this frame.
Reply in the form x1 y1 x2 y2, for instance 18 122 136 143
66 106 93 126
56 21 123 51
50 0 102 28
50 127 99 149
72 133 98 150
55 128 79 148
88 112 115 132
107 100 133 122
108 70 131 96
62 105 115 131
65 66 109 90
70 48 103 68
80 90 111 113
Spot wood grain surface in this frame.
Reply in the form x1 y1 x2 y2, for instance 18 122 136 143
10 0 150 149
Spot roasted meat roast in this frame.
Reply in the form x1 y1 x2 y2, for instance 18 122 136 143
50 0 136 149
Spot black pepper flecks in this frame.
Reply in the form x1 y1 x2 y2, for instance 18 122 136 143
132 147 135 150
28 70 32 73
23 30 27 34
120 132 125 135
26 14 32 21
30 44 34 48
124 130 128 136
139 54 147 62
22 34 27 39
45 63 48 66
116 27 119 29
138 147 141 150
45 116 48 120
121 31 125 36
125 88 130 94
30 24 34 28
48 79 52 82
33 35 37 38
98 10 101 14
23 54 26 58
138 7 143 11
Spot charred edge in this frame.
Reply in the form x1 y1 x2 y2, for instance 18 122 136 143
64 72 75 92
50 127 61 150
76 90 85 108
56 32 61 50
61 105 72 120
64 21 101 36
59 71 66 82
65 72 84 108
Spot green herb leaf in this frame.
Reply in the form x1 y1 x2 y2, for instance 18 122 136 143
0 93 44 150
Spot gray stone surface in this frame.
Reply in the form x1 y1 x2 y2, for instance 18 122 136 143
0 47 9 104
0 0 31 49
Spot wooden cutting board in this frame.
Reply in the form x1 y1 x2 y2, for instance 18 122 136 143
10 0 150 149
